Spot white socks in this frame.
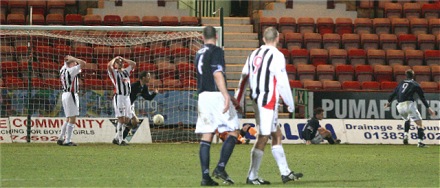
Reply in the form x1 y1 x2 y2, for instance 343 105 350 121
117 122 125 143
272 145 291 176
65 123 74 143
248 148 264 180
58 122 67 140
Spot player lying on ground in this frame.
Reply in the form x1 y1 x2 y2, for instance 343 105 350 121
302 107 341 145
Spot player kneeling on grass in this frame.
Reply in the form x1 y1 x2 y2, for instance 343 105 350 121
57 55 86 146
302 107 341 145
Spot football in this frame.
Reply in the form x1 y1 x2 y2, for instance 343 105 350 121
153 114 164 125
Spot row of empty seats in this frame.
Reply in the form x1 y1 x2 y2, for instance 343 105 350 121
358 0 440 19
1 0 75 16
278 33 440 51
285 64 439 83
1 14 199 26
260 17 440 36
290 79 439 92
279 48 440 66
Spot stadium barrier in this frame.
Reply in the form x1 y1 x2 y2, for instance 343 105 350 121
1 118 438 145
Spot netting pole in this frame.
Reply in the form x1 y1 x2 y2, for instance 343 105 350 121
26 6 33 143
219 7 224 48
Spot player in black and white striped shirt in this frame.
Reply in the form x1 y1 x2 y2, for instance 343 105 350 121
108 56 136 145
57 55 86 146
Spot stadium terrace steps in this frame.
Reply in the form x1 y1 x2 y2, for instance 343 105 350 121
224 48 255 56
226 64 245 72
201 17 251 25
224 39 259 48
225 56 248 64
224 33 258 40
203 24 254 33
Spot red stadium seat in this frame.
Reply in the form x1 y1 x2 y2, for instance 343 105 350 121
329 49 347 66
354 18 372 34
374 65 393 82
84 14 102 25
65 14 83 25
367 49 386 66
430 65 440 82
384 3 402 18
177 62 196 80
418 34 435 51
26 14 45 25
424 50 440 66
422 4 440 19
342 81 361 90
286 64 296 80
46 14 64 25
398 34 417 50
45 78 61 88
285 33 303 50
355 65 374 82
182 78 197 88
403 3 421 19
279 17 296 34
122 15 141 26
180 16 198 26
405 49 424 66
379 34 398 50
361 34 379 50
373 18 391 35
429 18 440 36
348 49 366 67
381 81 398 91
335 64 354 82
304 33 322 50
1 45 14 61
322 80 341 90
297 17 315 34
322 33 341 50
142 16 159 26
413 65 431 82
157 61 176 79
310 49 328 67
303 80 322 90
103 15 121 26
316 64 334 81
7 13 25 25
361 81 380 90
47 0 65 14
393 64 411 83
420 81 439 92
386 50 405 66
1 61 19 77
410 18 428 36
297 64 316 82
279 48 290 64
161 16 179 26
392 18 410 35
8 1 26 15
289 80 303 88
83 79 102 90
342 33 360 51
335 18 353 35
291 49 308 66
163 78 182 88
316 17 334 35
5 77 25 89
148 78 163 88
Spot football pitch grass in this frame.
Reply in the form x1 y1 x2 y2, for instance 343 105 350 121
1 143 439 187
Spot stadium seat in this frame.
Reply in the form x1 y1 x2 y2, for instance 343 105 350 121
422 4 440 19
317 17 334 35
44 78 61 88
297 17 315 34
26 14 45 25
142 16 159 26
180 16 199 26
29 78 45 88
157 61 176 79
413 65 431 82
279 48 290 64
65 14 83 25
303 80 322 90
285 33 303 50
138 62 158 78
398 34 417 50
380 81 398 91
8 1 26 15
386 50 405 66
260 17 278 33
161 16 179 26
84 14 102 25
73 46 93 57
310 49 328 67
0 14 5 25
348 49 367 66
286 64 296 80
384 3 403 18
354 18 372 34
35 45 53 62
374 65 393 82
430 65 440 81
113 46 132 58
122 15 141 26
342 81 361 90
297 64 316 82
361 81 380 90
418 34 436 51
103 15 122 26
279 17 296 34
83 79 102 90
82 64 99 79
335 64 354 82
304 33 322 50
5 77 25 89
46 14 64 25
392 18 410 35
15 46 30 62
380 34 398 50
428 18 440 36
177 62 196 80
342 33 360 51
410 18 428 36
1 61 19 77
367 49 386 66
355 65 374 82
93 46 113 60
18 61 39 74
1 45 14 61
289 80 303 88
361 34 379 50
420 81 439 92
277 33 285 49
393 64 411 83
373 18 391 35
7 13 25 25
329 49 347 66
403 3 421 18
322 80 341 90
316 64 334 81
405 49 424 66
291 49 309 66
27 1 46 15
163 78 182 88
47 0 65 14
323 33 341 50
424 49 439 66
335 18 353 35
148 78 163 88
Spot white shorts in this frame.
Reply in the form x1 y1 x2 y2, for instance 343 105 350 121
195 92 239 134
113 95 133 118
62 92 79 117
253 101 278 136
397 101 422 121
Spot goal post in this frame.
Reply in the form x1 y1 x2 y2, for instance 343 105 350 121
0 25 223 142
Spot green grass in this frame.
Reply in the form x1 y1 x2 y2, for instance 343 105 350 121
1 143 439 187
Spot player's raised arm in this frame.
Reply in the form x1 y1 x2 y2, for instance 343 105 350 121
123 58 136 68
108 57 119 72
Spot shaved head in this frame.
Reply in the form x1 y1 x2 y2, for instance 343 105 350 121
263 27 279 43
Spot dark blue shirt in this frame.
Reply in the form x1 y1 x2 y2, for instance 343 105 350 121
388 79 430 108
302 117 321 140
130 81 156 104
195 44 226 94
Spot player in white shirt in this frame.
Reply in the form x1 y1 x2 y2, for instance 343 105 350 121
57 55 86 146
235 27 303 184
108 56 136 146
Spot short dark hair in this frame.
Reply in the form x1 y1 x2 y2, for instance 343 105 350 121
263 27 279 43
405 69 414 79
203 26 216 40
138 71 149 79
313 107 324 117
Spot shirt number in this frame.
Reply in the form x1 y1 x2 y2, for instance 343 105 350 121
401 83 408 93
252 56 263 74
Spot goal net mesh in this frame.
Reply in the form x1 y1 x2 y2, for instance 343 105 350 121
0 25 215 142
